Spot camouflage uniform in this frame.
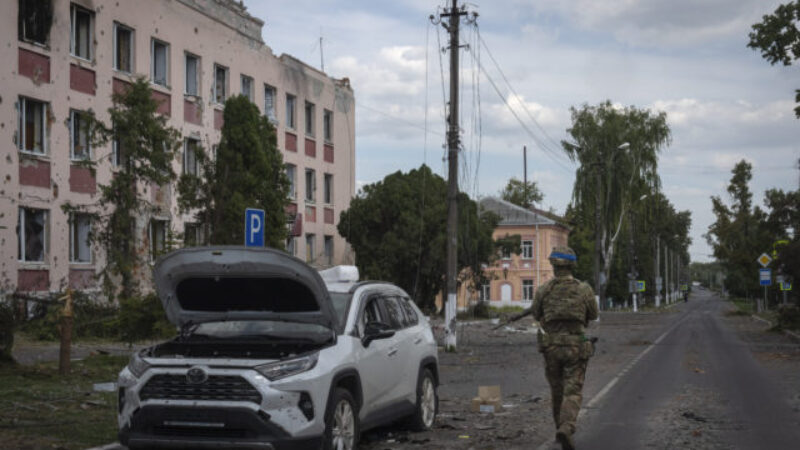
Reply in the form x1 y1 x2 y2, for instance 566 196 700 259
531 247 598 449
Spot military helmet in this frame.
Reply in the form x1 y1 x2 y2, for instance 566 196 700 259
549 246 577 268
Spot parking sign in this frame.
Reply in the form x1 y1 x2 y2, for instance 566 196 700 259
759 268 771 286
245 208 265 247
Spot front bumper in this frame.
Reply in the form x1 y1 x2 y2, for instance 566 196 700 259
119 405 322 449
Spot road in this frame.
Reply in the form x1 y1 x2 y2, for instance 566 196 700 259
567 289 800 450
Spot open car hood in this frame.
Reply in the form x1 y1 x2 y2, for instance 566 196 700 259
153 246 337 329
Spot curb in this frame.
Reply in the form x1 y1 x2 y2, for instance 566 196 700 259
749 314 800 341
86 444 121 450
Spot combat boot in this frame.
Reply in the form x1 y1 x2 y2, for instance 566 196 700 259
556 427 575 450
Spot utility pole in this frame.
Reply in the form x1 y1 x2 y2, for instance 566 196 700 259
433 0 473 351
655 234 661 307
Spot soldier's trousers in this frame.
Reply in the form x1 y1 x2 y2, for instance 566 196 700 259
543 345 588 436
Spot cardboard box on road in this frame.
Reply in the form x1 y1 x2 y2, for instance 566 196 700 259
471 385 503 413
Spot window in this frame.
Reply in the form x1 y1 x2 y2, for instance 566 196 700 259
214 64 228 103
286 94 296 129
323 173 333 204
522 240 534 259
184 222 201 247
380 297 406 330
324 235 333 266
305 233 315 262
149 219 169 260
70 110 91 161
523 280 534 301
185 53 199 96
480 283 491 302
18 207 47 262
264 84 276 121
305 168 315 202
399 298 419 326
111 138 124 168
241 75 253 101
323 109 333 142
286 164 296 199
151 39 169 86
501 246 511 259
113 23 134 72
19 0 52 45
361 298 384 333
183 138 199 175
69 213 91 263
70 4 93 60
18 97 47 154
286 237 296 256
305 102 315 136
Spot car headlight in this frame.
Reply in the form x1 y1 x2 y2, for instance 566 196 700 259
255 353 318 381
128 351 151 378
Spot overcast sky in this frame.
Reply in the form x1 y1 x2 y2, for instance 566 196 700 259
247 0 799 263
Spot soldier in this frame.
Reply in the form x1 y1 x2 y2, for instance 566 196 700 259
531 246 598 450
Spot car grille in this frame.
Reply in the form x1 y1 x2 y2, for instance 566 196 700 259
140 374 262 404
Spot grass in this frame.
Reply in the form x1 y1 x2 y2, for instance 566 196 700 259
0 354 127 449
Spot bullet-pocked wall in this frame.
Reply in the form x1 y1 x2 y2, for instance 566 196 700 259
1 0 356 294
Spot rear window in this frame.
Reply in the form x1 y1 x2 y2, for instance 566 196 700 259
175 277 319 312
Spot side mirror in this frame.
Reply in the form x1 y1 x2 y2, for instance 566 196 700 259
362 321 395 347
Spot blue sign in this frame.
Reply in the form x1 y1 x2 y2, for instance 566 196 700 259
245 208 265 247
759 268 772 286
636 280 646 292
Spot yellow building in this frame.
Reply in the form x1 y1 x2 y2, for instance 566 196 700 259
444 197 571 311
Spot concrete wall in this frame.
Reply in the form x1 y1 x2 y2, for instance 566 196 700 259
1 0 356 294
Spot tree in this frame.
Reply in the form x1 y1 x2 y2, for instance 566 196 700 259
748 2 800 117
705 161 772 298
561 101 671 305
80 78 181 299
499 177 542 207
338 165 500 311
763 187 800 297
178 95 290 248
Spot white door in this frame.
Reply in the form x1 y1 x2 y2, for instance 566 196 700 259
501 284 512 301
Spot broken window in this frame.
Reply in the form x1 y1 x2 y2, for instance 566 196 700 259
185 53 199 96
213 64 228 103
286 164 296 199
70 3 93 60
113 22 134 73
183 138 199 175
305 233 315 262
522 240 534 259
18 207 47 262
184 222 200 247
323 109 333 142
151 39 169 86
69 213 91 263
264 84 276 121
18 97 47 154
305 168 315 202
149 219 169 260
323 173 333 204
324 235 333 266
241 74 253 101
286 94 296 129
70 110 91 161
523 280 534 301
111 137 125 168
18 0 53 45
305 101 315 136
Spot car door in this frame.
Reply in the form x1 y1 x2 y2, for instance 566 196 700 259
377 296 417 404
354 294 405 418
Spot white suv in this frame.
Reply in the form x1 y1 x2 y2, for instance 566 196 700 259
117 247 439 449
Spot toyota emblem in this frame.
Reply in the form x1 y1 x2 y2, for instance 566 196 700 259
186 366 209 384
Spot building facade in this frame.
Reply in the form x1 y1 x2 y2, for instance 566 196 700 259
439 197 571 312
3 0 356 293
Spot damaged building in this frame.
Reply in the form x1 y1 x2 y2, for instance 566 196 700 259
1 0 356 293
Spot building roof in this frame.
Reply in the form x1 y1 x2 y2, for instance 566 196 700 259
480 197 569 228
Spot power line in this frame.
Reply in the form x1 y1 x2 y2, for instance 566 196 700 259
356 102 444 137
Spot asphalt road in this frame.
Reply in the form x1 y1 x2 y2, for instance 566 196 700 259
570 289 800 450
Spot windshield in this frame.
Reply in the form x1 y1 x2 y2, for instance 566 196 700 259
330 292 352 327
190 320 331 341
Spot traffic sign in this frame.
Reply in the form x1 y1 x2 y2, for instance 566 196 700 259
680 284 689 291
245 208 265 247
759 268 772 286
636 280 646 292
757 253 772 267
781 282 792 291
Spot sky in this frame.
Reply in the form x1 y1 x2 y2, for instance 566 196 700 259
246 0 799 263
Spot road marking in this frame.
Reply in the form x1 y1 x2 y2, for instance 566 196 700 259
535 312 688 450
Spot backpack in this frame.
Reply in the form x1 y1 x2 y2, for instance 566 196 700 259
541 277 588 323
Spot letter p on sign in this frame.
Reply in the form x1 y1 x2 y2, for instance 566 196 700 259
245 208 265 247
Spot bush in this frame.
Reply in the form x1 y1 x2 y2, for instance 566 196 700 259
20 291 119 341
776 304 800 331
0 301 16 362
118 294 175 345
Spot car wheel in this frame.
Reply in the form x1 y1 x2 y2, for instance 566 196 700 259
324 388 359 450
409 368 438 431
